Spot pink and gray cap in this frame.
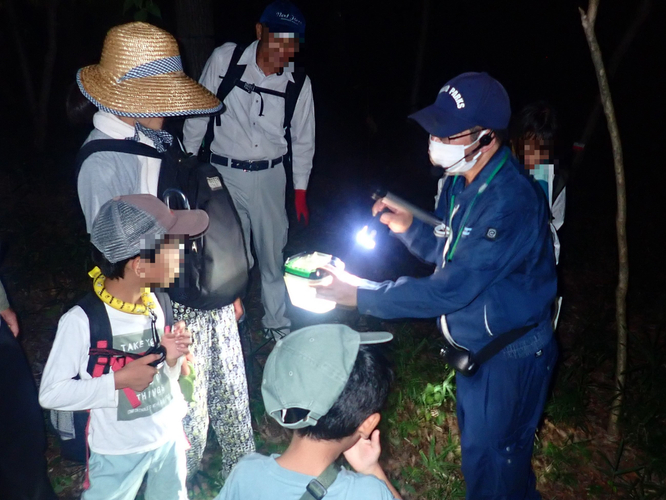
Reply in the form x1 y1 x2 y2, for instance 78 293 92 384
91 194 209 263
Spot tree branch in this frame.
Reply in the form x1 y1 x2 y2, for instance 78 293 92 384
579 0 629 439
571 0 651 174
588 0 600 28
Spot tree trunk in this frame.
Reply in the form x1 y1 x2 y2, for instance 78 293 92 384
174 0 215 80
579 0 629 439
572 0 651 173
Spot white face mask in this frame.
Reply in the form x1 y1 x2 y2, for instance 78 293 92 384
429 130 490 175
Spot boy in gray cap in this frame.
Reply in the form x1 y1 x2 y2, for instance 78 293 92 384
215 324 402 500
40 194 208 500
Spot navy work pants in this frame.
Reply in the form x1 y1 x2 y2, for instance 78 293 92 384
456 336 557 500
0 320 58 500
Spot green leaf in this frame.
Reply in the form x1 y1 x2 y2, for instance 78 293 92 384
134 9 148 21
123 0 135 14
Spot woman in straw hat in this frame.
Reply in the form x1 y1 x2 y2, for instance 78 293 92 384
73 22 255 480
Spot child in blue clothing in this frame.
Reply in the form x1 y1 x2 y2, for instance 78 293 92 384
215 324 402 500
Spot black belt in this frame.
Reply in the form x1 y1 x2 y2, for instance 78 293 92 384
438 321 537 377
210 153 283 172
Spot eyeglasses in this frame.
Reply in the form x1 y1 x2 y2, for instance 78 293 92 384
448 130 481 141
433 129 485 144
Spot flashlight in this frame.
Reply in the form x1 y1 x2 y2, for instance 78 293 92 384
372 189 443 227
356 208 390 250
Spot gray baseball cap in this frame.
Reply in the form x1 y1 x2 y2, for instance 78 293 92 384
91 194 209 263
261 324 393 429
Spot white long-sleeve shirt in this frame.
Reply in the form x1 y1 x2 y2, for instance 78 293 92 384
183 41 315 191
39 297 186 455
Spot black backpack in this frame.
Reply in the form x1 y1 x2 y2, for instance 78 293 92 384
75 140 250 310
199 43 308 218
53 291 173 463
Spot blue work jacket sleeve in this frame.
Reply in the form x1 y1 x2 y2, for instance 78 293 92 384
392 218 441 265
357 205 539 319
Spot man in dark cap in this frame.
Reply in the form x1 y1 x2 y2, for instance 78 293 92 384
184 0 315 341
317 72 558 499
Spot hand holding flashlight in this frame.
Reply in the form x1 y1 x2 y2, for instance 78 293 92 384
371 199 414 234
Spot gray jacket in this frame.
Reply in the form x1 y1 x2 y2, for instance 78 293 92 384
77 129 144 232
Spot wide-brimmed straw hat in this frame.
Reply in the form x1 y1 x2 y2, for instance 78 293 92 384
77 22 223 118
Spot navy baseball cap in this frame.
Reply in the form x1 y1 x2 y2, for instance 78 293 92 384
409 72 511 138
259 1 306 36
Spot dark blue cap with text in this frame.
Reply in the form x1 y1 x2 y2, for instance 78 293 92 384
409 72 511 138
260 1 306 35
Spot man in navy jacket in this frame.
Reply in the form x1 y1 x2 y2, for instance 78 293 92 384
317 72 557 499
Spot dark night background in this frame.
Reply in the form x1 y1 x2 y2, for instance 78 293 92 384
2 0 665 293
1 0 666 495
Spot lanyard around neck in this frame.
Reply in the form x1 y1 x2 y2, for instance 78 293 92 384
446 151 510 261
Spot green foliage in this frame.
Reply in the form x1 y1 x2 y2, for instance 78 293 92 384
123 0 161 21
594 439 666 499
419 432 461 478
538 439 592 487
382 323 465 499
421 370 456 425
402 432 466 500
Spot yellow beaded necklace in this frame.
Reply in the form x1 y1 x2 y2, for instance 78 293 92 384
89 266 156 316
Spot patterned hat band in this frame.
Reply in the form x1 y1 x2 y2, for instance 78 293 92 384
118 56 183 82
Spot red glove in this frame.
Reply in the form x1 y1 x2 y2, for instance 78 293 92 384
294 189 309 225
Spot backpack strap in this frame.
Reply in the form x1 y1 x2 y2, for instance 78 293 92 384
215 43 247 106
553 170 568 202
284 69 307 131
154 291 174 329
78 293 114 378
299 463 340 500
75 139 163 181
199 43 247 160
78 292 142 408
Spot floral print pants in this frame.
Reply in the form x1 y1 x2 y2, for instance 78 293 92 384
172 302 255 477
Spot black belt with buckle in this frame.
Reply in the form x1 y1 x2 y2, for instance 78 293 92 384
438 320 537 377
210 153 283 172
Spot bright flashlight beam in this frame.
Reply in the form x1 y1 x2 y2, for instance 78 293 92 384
356 226 377 250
